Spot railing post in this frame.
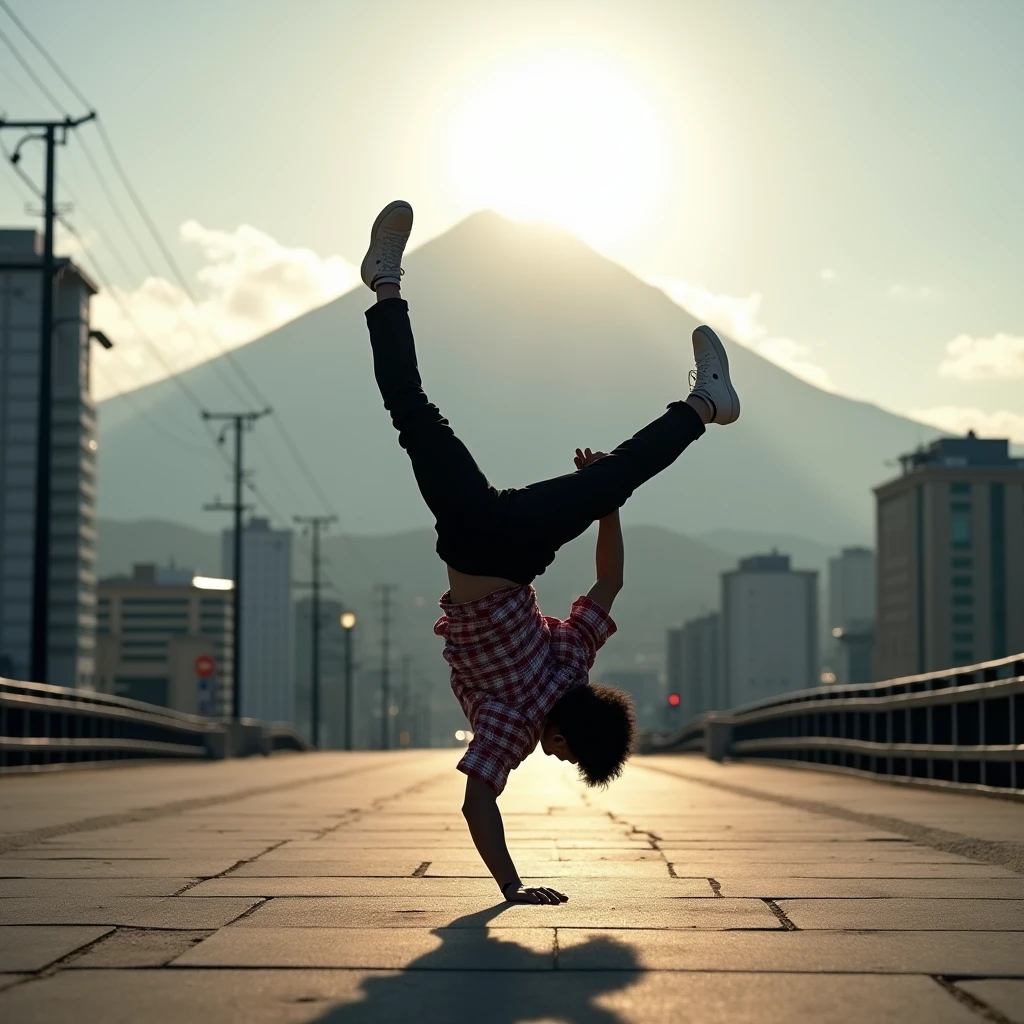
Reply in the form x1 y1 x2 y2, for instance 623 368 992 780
704 715 732 762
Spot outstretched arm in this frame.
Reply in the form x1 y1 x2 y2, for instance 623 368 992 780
575 448 624 613
461 776 567 904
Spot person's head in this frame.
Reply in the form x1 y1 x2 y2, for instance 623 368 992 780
541 684 636 786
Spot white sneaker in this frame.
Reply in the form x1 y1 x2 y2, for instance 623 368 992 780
360 200 414 290
689 325 740 425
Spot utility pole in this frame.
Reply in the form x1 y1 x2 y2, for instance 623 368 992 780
202 409 270 718
294 515 336 748
376 584 397 749
1 113 96 683
400 654 412 746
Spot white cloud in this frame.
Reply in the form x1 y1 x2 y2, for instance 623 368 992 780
819 268 836 281
887 283 936 299
907 406 1024 444
937 332 1024 381
651 277 837 392
89 222 359 400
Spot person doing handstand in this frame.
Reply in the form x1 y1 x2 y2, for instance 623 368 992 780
360 201 740 905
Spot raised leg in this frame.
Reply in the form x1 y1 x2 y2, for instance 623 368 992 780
504 401 706 573
366 297 497 530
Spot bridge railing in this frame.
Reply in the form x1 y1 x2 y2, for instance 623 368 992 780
645 653 1024 797
0 677 312 774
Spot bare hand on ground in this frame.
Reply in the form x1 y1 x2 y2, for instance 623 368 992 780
504 885 569 905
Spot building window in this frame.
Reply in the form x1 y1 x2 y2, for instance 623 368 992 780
952 649 974 665
952 595 973 607
122 653 166 663
950 500 972 513
950 482 971 495
951 557 972 570
952 632 973 645
953 613 973 625
950 513 972 548
951 575 972 588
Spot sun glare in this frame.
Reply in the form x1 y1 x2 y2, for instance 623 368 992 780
449 54 666 247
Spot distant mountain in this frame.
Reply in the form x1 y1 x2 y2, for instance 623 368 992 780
96 211 938 546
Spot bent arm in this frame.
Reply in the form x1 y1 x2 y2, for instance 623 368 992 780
461 775 520 891
587 509 624 612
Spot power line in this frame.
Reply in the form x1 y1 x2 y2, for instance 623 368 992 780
0 0 91 111
0 19 66 115
0 6 383 585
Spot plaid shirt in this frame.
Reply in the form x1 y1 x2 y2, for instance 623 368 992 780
433 585 616 795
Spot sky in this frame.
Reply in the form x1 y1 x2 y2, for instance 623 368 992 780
1 0 1022 441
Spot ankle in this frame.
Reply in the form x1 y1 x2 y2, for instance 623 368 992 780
685 393 714 425
376 283 402 302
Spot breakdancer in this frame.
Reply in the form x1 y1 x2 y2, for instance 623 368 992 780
361 201 740 904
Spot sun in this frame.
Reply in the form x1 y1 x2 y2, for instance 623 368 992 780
448 53 666 248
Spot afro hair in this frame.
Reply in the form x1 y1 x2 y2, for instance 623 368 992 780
547 684 636 787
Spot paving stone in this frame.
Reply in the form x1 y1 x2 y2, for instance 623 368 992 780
235 896 778 930
664 861 1016 878
956 979 1024 1023
715 877 1024 899
227 858 422 877
779 898 1024 931
0 969 983 1024
0 878 194 899
0 925 112 972
659 845 973 863
557 928 1024 974
0 896 259 929
68 928 213 968
174 925 555 969
0 859 241 879
185 876 714 897
425 859 672 877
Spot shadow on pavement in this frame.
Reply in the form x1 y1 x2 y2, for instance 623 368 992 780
314 904 640 1024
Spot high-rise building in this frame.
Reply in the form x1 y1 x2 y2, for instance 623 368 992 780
827 547 876 683
667 612 721 719
874 433 1024 679
95 564 233 714
0 229 100 688
222 517 293 723
721 552 818 707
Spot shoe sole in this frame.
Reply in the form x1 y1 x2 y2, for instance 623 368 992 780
360 200 414 288
694 325 741 424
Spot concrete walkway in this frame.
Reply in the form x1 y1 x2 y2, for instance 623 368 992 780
1 751 1022 1023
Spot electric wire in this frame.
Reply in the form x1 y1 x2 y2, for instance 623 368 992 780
0 4 381 586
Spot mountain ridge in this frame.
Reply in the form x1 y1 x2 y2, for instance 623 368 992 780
96 211 939 545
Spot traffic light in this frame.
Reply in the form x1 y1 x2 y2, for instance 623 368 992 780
668 693 681 707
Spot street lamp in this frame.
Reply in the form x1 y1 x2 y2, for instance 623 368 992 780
340 611 357 751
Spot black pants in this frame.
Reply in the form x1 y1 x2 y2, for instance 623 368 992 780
366 298 705 585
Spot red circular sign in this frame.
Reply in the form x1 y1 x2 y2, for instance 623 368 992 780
195 655 216 678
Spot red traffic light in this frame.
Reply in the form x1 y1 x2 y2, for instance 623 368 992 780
668 693 681 707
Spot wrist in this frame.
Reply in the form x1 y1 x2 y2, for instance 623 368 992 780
500 878 522 897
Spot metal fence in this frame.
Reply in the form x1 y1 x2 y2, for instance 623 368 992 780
646 653 1024 797
0 677 311 774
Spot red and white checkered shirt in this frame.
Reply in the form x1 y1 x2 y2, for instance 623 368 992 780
433 585 616 795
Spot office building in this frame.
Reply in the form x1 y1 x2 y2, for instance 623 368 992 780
222 518 294 723
875 433 1024 679
667 612 721 719
827 547 876 683
0 229 100 687
721 552 818 707
95 564 233 714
